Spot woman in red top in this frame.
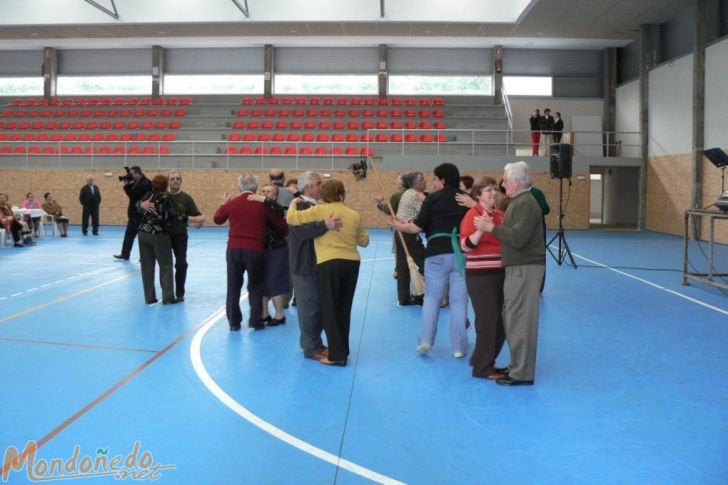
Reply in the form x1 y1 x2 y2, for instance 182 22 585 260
459 177 506 380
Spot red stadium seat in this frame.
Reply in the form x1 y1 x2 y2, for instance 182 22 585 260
332 121 345 130
240 146 253 155
361 147 374 157
419 121 432 129
432 110 445 118
405 98 417 106
319 121 331 130
261 121 274 129
377 98 389 105
436 134 448 143
243 133 256 142
390 98 404 106
237 109 249 117
316 133 330 142
287 133 301 142
278 109 290 117
334 109 346 117
232 120 245 130
361 133 372 142
432 98 445 106
302 133 315 142
404 121 417 129
336 97 348 105
290 120 302 130
160 146 171 155
309 97 321 105
332 146 343 155
376 121 388 129
106 133 119 141
390 121 402 129
180 97 192 105
257 133 271 142
270 146 283 155
375 133 388 142
314 147 328 155
272 133 285 142
377 109 389 118
224 146 238 155
28 146 41 154
247 120 259 129
295 97 308 105
390 133 403 142
390 109 402 118
322 97 335 105
70 146 83 154
284 146 297 155
405 133 417 142
120 133 132 141
331 133 344 142
113 146 126 155
135 133 147 141
148 133 161 142
254 146 267 155
162 133 175 142
241 97 254 105
419 110 431 118
347 121 360 130
363 98 376 105
419 134 433 142
345 147 358 155
174 109 186 116
169 121 181 129
142 146 157 154
275 121 288 130
433 121 446 129
299 146 313 155
78 134 90 142
98 146 111 154
320 109 332 117
303 121 316 130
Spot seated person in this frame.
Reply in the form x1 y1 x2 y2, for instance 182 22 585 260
41 192 70 237
0 193 34 247
21 192 42 237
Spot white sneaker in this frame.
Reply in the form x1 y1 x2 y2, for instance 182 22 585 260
416 344 431 354
453 351 465 358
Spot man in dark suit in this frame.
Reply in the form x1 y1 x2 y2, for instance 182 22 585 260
79 175 102 236
552 112 564 143
115 166 150 260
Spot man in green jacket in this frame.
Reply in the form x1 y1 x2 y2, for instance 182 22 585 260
479 161 545 386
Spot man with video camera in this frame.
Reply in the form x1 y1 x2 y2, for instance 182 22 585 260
114 165 151 261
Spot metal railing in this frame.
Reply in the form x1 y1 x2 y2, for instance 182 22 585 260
0 129 642 169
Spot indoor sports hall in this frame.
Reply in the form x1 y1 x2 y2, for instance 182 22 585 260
1 1 727 484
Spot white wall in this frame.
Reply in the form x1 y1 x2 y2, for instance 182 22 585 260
648 54 693 156
615 79 640 157
705 36 728 149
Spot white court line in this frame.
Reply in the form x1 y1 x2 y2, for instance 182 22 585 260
0 265 124 299
569 250 728 316
189 299 406 485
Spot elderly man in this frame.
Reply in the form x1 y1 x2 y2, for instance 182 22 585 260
79 175 101 236
141 170 205 302
214 173 287 331
478 161 545 386
269 168 294 209
288 171 341 359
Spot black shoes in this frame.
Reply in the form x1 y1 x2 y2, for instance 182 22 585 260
162 299 179 305
264 316 286 326
229 325 241 331
113 254 129 260
398 295 424 306
495 376 534 386
146 299 159 304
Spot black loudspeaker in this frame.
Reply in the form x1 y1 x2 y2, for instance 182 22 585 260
549 143 573 179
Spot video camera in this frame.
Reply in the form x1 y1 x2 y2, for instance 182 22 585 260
349 159 368 181
118 166 134 183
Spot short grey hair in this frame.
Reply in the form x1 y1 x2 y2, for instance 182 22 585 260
298 170 321 192
503 161 532 188
167 170 181 179
406 171 424 188
238 172 259 192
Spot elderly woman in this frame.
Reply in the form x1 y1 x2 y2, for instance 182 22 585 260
459 177 506 379
259 183 290 326
137 174 177 305
21 192 42 237
391 163 470 358
287 179 369 366
41 192 70 237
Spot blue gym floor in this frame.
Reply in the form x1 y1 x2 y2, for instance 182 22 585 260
1 227 726 484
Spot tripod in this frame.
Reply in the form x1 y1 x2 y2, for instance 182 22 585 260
546 177 577 268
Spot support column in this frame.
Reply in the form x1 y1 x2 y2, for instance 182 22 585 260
493 45 503 104
638 25 660 230
603 48 617 157
42 47 57 98
378 44 388 98
264 44 274 99
691 0 720 239
152 45 164 98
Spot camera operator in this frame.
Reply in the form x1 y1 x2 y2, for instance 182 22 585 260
114 165 150 261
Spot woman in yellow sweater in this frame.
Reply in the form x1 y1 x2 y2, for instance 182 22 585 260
287 179 369 366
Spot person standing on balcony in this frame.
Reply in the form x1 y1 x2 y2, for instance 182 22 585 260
529 109 541 156
553 112 564 144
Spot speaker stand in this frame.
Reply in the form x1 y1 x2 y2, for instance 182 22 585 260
547 177 577 268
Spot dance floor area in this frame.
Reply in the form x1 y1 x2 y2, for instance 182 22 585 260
1 226 726 484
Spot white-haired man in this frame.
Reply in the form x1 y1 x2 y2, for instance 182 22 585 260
478 161 545 386
214 173 287 331
288 171 341 359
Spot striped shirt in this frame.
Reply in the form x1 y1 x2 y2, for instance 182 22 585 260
459 205 505 272
396 188 423 222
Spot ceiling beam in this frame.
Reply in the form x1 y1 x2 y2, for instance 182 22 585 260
232 0 250 18
83 0 119 21
380 0 385 18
